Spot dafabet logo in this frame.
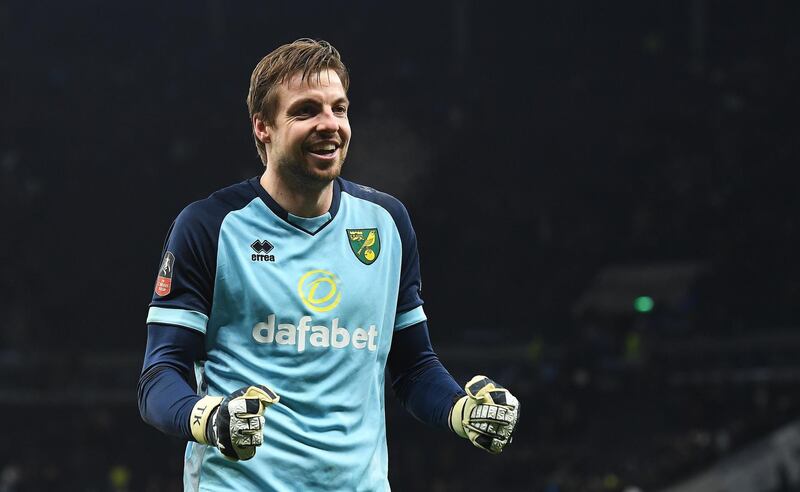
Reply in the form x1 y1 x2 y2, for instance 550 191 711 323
251 269 378 352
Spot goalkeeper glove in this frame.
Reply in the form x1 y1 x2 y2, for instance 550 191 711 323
449 375 519 454
190 384 279 461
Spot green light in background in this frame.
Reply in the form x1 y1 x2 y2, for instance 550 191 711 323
634 296 654 313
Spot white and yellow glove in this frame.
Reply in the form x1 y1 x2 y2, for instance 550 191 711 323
449 375 519 454
190 384 279 461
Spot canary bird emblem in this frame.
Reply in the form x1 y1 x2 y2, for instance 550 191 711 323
347 228 381 265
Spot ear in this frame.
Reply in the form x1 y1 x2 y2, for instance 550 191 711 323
252 114 271 144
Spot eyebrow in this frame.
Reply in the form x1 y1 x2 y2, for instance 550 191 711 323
286 96 350 112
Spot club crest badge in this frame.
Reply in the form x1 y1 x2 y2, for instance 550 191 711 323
347 228 380 265
154 251 175 296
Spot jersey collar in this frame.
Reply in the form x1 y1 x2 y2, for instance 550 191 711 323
248 176 341 236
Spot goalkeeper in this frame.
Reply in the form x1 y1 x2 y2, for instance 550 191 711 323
137 38 519 491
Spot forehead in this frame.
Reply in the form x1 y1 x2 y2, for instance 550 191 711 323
276 69 346 106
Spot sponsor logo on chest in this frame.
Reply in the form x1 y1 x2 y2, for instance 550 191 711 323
251 268 379 352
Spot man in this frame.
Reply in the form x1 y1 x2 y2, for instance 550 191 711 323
138 38 519 491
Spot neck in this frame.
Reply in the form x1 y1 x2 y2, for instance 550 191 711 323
260 167 334 218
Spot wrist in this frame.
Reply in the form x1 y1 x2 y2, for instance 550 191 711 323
449 395 469 438
189 395 224 444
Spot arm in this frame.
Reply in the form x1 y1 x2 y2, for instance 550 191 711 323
387 320 465 429
141 201 277 460
388 320 520 454
137 323 205 440
139 205 216 441
138 322 278 460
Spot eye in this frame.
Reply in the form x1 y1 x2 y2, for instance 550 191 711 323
294 105 316 118
334 105 348 115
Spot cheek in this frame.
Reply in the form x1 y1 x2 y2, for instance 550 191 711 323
283 129 305 148
340 123 352 142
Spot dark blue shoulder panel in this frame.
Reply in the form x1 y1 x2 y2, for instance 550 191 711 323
339 178 423 313
149 179 258 315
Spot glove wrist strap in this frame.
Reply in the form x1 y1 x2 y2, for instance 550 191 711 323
190 395 224 444
449 396 469 438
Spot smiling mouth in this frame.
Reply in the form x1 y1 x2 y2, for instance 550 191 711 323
305 143 340 159
308 149 336 157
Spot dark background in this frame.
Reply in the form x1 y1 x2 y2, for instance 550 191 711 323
1 1 799 491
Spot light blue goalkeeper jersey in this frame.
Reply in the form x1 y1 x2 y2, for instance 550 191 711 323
147 177 426 491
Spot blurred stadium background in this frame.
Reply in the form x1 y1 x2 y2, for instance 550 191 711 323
2 1 799 491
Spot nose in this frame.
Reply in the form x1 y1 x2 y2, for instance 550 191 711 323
315 107 339 134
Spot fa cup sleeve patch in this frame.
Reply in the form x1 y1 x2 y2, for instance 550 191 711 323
154 251 175 296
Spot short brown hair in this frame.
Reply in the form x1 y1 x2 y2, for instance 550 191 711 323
247 38 350 165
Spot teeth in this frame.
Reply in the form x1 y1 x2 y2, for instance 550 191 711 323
310 144 336 152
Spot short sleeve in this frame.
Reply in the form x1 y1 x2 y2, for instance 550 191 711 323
146 204 219 334
392 203 426 330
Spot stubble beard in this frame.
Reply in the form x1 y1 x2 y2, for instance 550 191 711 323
276 148 347 193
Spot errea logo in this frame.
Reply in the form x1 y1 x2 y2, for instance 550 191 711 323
251 239 275 262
